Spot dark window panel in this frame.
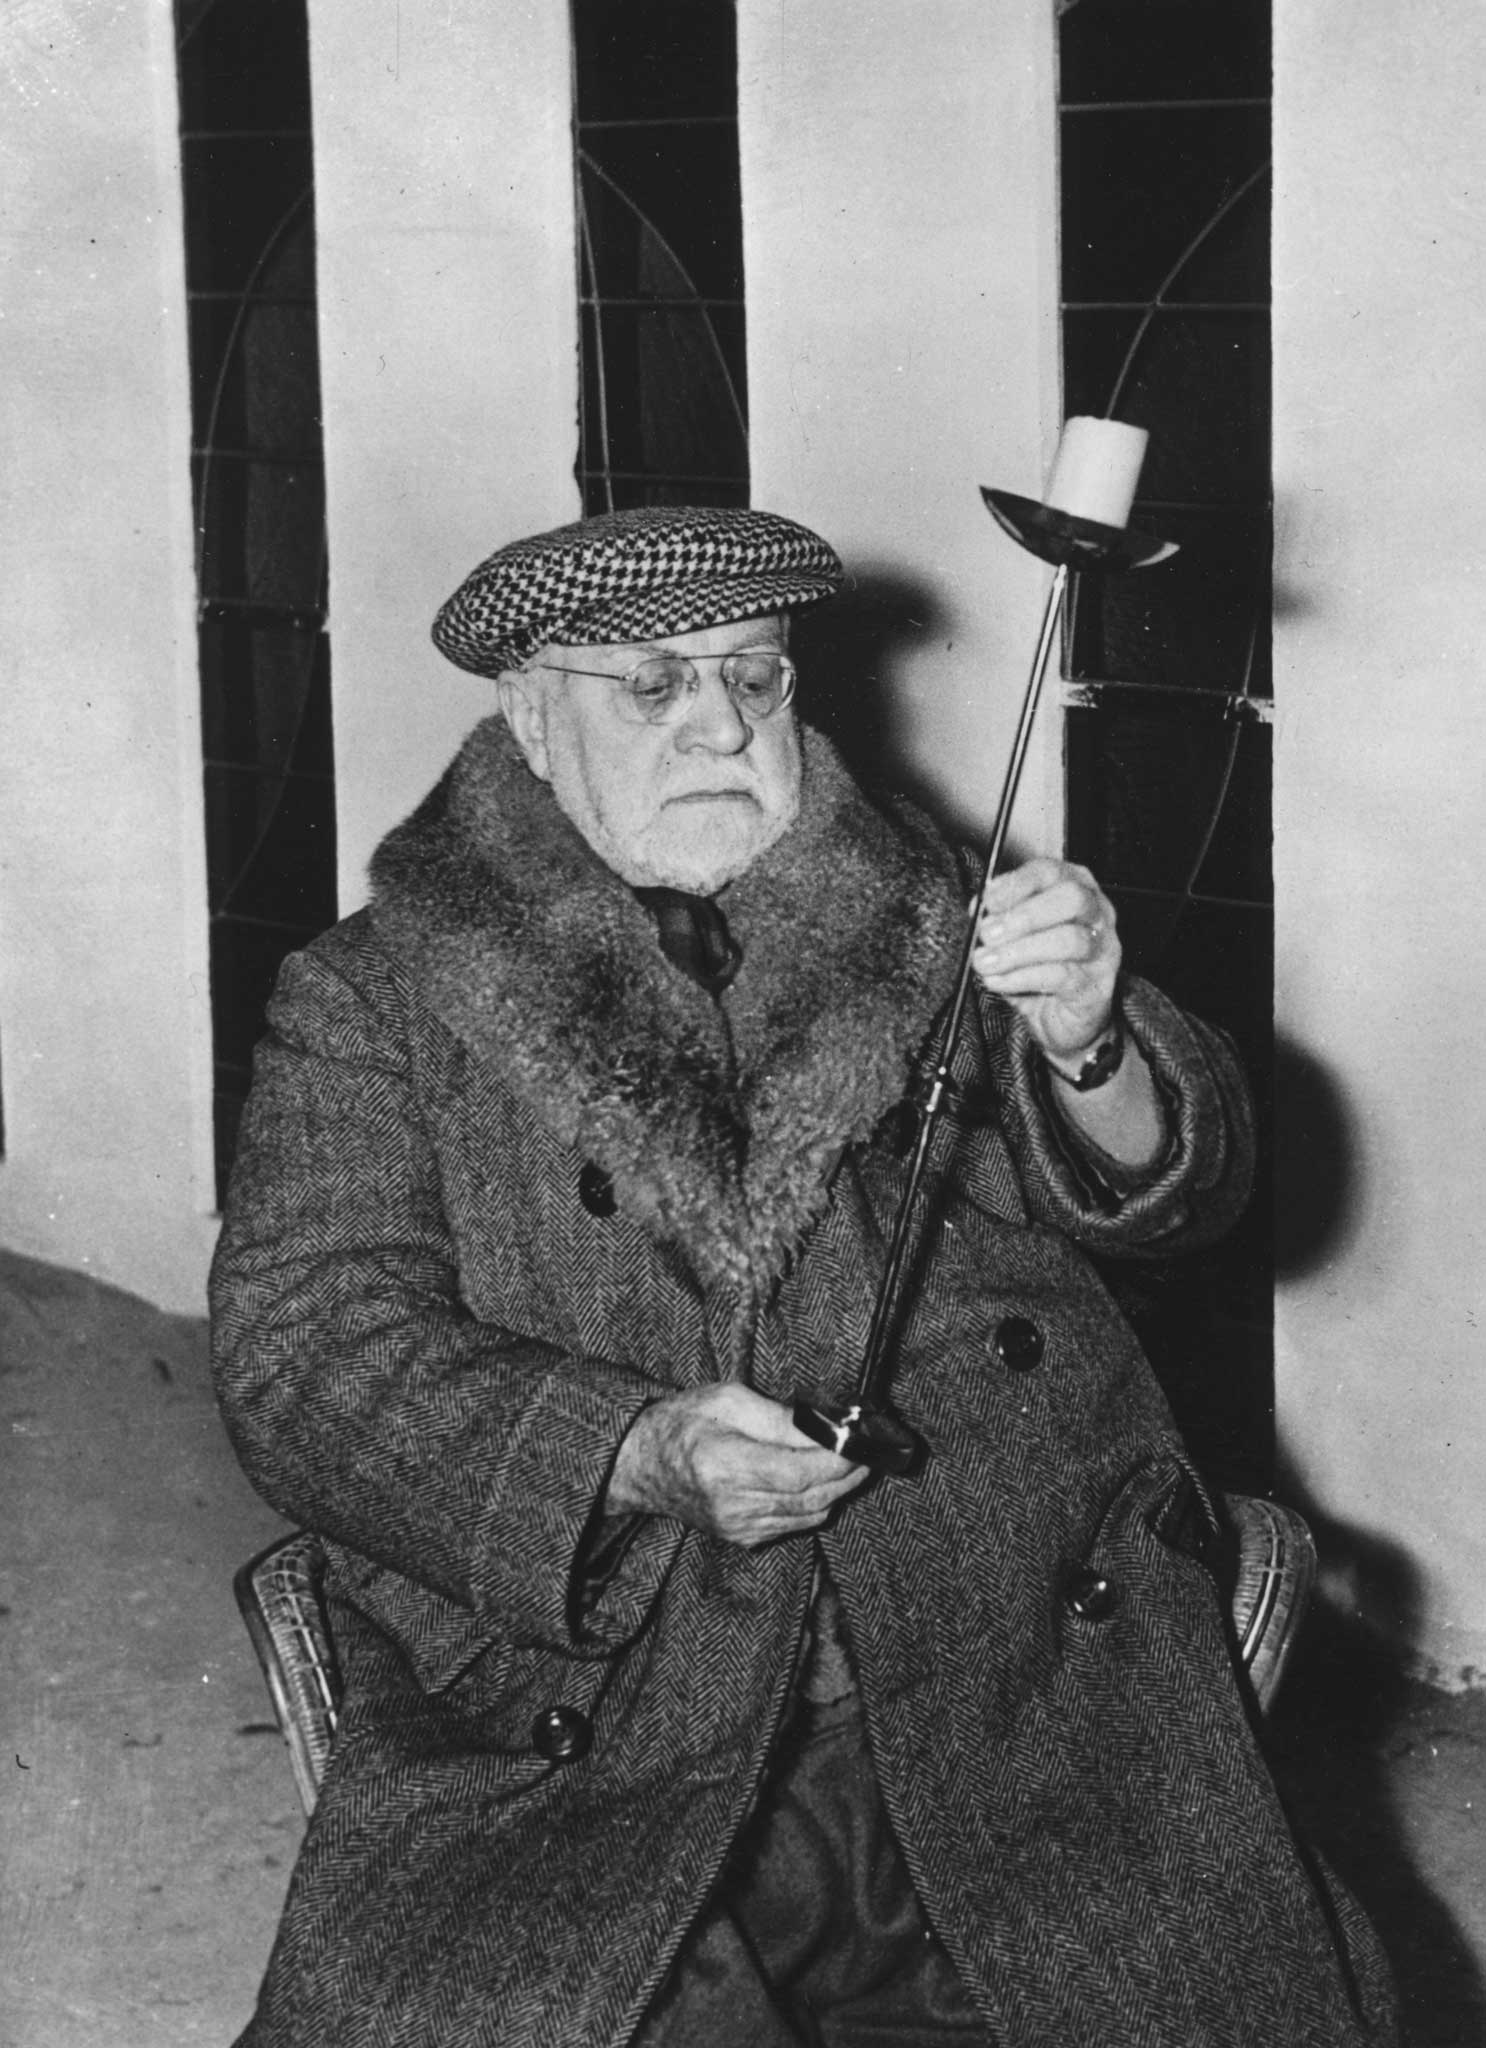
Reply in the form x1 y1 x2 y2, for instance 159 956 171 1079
212 1075 249 1205
180 136 314 295
1058 2 1272 1496
1066 692 1272 906
578 132 745 302
177 0 313 134
1066 506 1272 697
571 0 747 511
1091 1215 1274 1496
203 764 338 927
187 299 322 458
208 916 325 1077
580 302 748 491
196 457 327 611
198 619 332 776
1091 889 1275 1493
177 0 334 1201
186 338 319 463
1060 108 1269 307
1092 1228 1274 1491
187 300 251 450
1104 890 1273 1079
1059 0 1270 106
1162 165 1267 310
1062 309 1270 505
239 298 323 448
579 473 751 516
573 0 737 123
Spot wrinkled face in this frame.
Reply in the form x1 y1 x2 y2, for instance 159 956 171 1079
496 614 802 894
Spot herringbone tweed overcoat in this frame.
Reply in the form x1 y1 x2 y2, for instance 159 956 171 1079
212 718 1398 2048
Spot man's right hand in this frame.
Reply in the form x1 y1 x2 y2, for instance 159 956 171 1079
604 1384 871 1548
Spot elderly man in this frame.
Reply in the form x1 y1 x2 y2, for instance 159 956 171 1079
212 506 1397 2047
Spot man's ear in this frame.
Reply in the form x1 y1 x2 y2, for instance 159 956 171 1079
495 666 552 782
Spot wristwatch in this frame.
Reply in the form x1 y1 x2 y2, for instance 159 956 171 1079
1048 1010 1126 1092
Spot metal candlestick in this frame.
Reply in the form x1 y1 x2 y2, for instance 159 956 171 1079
792 474 1177 1476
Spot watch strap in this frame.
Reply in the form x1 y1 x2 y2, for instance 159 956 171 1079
1049 1010 1126 1092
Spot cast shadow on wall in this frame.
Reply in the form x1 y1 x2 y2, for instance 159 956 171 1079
794 565 1045 855
1265 1047 1484 2038
1265 1472 1486 2044
1273 1032 1364 1283
791 566 953 822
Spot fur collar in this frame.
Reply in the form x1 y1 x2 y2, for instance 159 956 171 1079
370 717 964 1299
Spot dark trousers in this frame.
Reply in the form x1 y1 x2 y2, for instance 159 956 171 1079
634 1695 992 2048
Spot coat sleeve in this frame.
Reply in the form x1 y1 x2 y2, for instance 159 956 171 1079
210 927 681 1665
969 972 1256 1257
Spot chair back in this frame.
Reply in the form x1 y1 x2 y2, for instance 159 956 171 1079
234 1531 340 1815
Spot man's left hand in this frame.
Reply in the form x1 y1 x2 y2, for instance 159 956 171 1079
970 857 1118 1064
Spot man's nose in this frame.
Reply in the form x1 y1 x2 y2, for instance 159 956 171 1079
674 670 752 753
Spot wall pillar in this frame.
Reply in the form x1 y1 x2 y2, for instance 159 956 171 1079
1274 0 1486 1684
306 0 582 905
739 0 1063 847
0 0 216 1313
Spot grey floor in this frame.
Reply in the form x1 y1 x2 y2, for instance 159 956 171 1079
3 1247 1483 2046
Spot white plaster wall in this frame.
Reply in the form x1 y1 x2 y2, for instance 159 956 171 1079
0 0 217 1314
1274 4 1486 1683
739 0 1063 848
306 0 581 908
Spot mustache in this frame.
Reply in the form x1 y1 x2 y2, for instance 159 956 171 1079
664 783 762 802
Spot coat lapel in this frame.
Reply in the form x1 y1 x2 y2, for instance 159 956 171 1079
369 716 964 1295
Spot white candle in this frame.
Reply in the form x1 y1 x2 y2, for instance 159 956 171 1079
1042 415 1148 528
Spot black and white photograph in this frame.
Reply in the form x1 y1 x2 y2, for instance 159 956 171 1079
2 3 1483 2043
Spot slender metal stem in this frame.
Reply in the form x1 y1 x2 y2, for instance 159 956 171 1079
854 562 1070 1409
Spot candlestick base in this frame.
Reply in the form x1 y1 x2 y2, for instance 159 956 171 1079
980 488 1178 572
791 1399 924 1476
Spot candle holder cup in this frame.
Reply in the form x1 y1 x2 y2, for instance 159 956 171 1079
980 488 1178 573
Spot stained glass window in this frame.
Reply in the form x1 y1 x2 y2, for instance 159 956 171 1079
572 0 749 511
1059 0 1273 1490
175 0 336 1201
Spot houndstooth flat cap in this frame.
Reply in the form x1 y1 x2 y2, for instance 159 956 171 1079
431 505 844 676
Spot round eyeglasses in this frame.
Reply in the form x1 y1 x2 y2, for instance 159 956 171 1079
540 648 797 726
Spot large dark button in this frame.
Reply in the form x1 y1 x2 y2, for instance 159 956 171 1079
531 1706 593 1763
578 1162 616 1218
993 1315 1045 1373
1064 1567 1119 1621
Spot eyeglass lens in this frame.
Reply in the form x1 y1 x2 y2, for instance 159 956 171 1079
624 651 793 722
